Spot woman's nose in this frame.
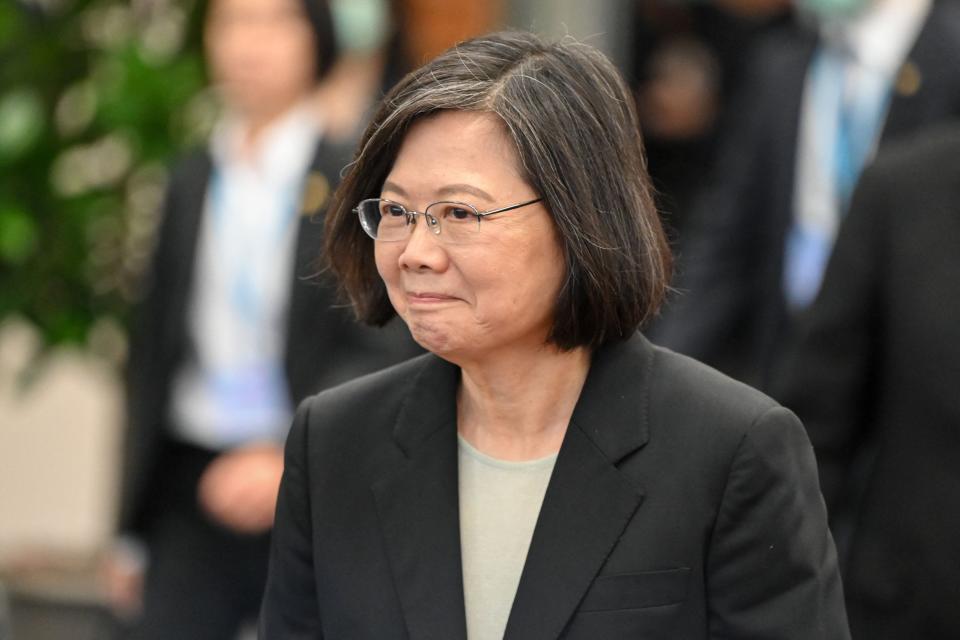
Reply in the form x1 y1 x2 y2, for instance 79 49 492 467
397 214 447 271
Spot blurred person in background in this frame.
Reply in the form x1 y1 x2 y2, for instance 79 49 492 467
103 0 417 637
631 0 792 239
650 0 960 389
777 123 960 639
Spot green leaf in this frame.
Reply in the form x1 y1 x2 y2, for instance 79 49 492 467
0 206 39 265
0 89 46 162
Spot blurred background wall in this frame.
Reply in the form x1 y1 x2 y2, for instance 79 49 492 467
1 1 211 635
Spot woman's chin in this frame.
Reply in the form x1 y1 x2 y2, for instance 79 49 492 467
406 319 466 358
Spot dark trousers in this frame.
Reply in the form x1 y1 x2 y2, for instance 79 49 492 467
127 441 271 640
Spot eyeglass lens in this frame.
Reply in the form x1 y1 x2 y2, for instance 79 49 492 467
358 200 481 243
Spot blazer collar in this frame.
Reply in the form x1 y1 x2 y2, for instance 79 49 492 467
568 332 653 461
372 334 655 639
389 334 654 459
371 355 466 639
392 354 461 457
505 334 652 639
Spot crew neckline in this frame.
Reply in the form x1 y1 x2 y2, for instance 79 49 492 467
457 434 559 470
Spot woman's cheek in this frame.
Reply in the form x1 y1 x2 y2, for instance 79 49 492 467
385 286 407 318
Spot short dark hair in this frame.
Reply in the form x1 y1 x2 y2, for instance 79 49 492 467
299 0 337 80
325 30 672 350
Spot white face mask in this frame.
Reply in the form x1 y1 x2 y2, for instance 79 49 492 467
330 0 390 55
798 0 872 20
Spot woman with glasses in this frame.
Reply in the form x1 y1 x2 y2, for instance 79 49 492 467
260 31 849 639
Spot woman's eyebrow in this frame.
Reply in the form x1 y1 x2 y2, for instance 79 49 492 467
436 183 495 203
381 180 495 204
381 180 408 196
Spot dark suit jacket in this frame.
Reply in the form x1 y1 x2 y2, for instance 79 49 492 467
650 0 960 389
776 124 960 639
121 138 419 533
260 334 849 639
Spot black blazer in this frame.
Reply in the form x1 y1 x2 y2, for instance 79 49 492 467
260 334 849 639
776 124 960 639
650 0 960 389
121 139 419 533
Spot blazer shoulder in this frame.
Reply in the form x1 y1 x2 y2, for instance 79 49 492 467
870 123 960 182
648 344 785 437
298 353 434 440
925 0 960 40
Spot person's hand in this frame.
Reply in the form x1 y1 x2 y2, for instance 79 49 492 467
99 538 146 620
197 443 285 534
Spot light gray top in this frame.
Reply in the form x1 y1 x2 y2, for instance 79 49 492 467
458 435 558 640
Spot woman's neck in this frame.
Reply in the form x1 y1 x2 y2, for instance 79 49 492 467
234 99 306 159
456 346 591 461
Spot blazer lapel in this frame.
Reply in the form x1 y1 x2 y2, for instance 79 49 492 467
882 0 958 138
166 152 213 364
284 137 338 348
291 135 343 283
371 356 468 640
504 335 654 640
282 137 349 398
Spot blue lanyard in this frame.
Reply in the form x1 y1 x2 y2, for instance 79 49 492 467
207 167 303 328
812 47 892 214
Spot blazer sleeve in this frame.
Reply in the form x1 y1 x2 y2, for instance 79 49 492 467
259 400 323 638
706 406 850 639
118 167 182 534
773 162 885 512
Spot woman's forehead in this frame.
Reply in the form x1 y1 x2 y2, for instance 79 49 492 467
403 111 510 152
383 111 523 194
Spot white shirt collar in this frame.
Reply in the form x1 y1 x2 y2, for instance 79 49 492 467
821 0 932 76
209 102 323 186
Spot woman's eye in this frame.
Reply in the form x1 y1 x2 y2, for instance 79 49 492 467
445 206 473 221
384 204 406 217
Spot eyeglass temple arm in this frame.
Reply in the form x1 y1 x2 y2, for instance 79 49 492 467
477 197 543 218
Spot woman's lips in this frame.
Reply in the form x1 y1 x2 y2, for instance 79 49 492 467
406 291 459 304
